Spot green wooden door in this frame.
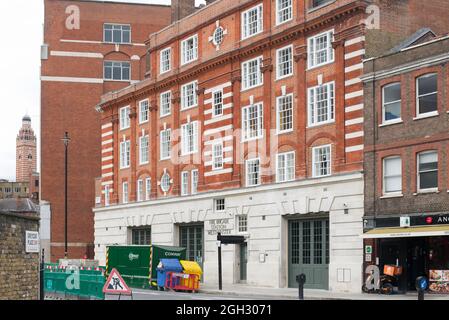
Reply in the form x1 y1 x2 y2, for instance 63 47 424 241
288 219 329 290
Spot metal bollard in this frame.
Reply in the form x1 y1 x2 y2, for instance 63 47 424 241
416 276 428 301
296 274 306 300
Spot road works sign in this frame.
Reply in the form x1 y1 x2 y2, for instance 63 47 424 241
103 268 132 296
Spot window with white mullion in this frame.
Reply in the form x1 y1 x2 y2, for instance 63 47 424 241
145 178 151 200
181 121 199 155
139 135 149 165
181 171 189 196
242 103 264 141
242 57 263 90
277 152 295 183
382 83 401 123
308 30 334 69
160 91 172 117
160 47 171 74
191 170 199 195
277 94 293 133
213 90 224 117
418 151 438 191
120 140 130 169
139 100 149 124
312 145 331 178
416 73 438 116
137 180 144 202
160 129 171 160
122 182 129 204
246 158 261 187
308 82 335 126
242 4 263 40
120 106 130 130
104 61 130 81
276 45 293 79
104 24 131 44
212 143 224 170
276 0 292 25
181 35 198 65
181 81 198 110
383 157 402 195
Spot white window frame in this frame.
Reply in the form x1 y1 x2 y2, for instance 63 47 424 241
276 94 294 134
104 61 131 81
137 179 144 202
181 81 198 110
181 121 199 156
145 178 151 201
160 129 171 160
242 56 263 91
383 156 402 195
191 170 199 195
104 185 110 206
120 140 130 169
417 151 439 192
276 151 295 183
160 47 171 74
237 215 248 233
181 34 198 66
276 44 293 80
276 0 293 26
160 90 172 118
312 145 332 178
308 81 335 127
382 83 402 124
181 171 189 196
120 106 131 130
139 135 149 165
212 142 224 171
416 73 438 117
307 29 335 70
241 4 263 40
104 23 131 44
215 198 226 212
212 90 224 118
246 158 261 187
139 99 149 124
242 102 264 142
122 182 129 204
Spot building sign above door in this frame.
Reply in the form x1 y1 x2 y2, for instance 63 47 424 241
207 218 233 236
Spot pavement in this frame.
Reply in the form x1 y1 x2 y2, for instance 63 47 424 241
198 283 449 300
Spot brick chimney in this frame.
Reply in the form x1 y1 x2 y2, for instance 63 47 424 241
171 0 196 23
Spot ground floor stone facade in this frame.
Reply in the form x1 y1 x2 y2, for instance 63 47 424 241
94 172 364 293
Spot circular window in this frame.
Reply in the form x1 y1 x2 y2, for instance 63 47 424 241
160 173 171 193
213 26 224 46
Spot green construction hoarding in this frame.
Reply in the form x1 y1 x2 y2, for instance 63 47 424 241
106 245 186 289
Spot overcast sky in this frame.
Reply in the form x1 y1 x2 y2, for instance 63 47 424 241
0 0 207 181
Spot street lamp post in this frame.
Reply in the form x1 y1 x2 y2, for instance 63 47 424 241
61 132 71 259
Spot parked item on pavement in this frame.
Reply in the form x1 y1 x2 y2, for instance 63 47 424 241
157 259 184 289
106 245 187 289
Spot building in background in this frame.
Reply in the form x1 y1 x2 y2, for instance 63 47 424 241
40 0 173 261
362 34 449 294
16 115 37 183
93 0 449 293
0 180 30 200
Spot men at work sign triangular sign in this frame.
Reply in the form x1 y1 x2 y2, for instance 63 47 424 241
103 268 132 295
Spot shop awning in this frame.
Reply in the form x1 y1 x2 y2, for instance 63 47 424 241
362 225 449 239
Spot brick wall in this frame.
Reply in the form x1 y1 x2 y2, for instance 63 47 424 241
364 37 449 217
0 212 40 300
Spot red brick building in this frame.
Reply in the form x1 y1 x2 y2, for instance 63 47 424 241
362 34 449 294
93 0 449 292
40 0 172 261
